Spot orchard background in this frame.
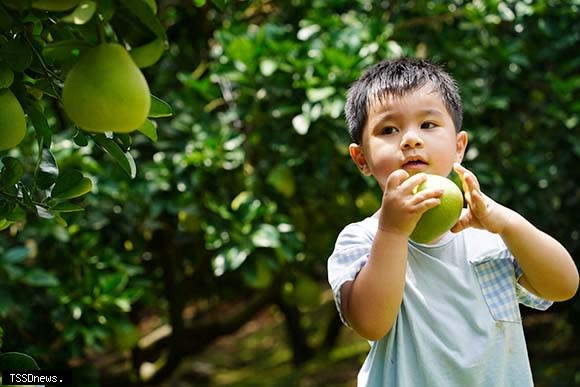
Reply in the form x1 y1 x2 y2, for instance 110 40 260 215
0 0 578 386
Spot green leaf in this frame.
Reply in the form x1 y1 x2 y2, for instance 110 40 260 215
73 129 89 147
51 169 93 200
0 36 33 72
2 246 29 264
21 269 60 287
0 199 15 219
118 0 167 40
242 259 273 290
0 288 16 317
115 133 132 151
36 148 59 190
42 40 89 63
292 113 310 135
251 224 280 248
259 59 278 76
214 246 250 274
61 0 97 25
5 204 24 222
0 157 24 188
36 205 54 219
0 352 40 371
138 119 158 142
306 86 336 103
0 218 12 231
50 202 85 213
25 103 52 146
93 134 137 178
0 4 14 32
267 165 295 198
227 36 255 66
148 95 173 118
99 272 128 293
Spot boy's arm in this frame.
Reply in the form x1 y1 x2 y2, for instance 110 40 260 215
341 170 443 340
453 163 579 301
341 229 409 341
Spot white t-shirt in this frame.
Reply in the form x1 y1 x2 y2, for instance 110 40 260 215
327 215 552 387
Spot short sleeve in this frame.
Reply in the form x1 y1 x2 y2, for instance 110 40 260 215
514 261 553 311
327 221 375 326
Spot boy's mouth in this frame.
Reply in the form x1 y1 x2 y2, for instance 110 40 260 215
402 157 428 170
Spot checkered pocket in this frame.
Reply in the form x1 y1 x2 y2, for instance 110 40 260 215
472 258 521 323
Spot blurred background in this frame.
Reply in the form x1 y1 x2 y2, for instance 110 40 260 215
0 0 578 386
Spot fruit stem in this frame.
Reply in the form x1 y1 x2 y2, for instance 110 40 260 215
96 14 107 44
23 31 62 101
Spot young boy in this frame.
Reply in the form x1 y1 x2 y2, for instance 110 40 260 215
327 58 578 386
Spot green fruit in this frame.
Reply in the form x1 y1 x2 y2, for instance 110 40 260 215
63 43 150 133
410 174 464 244
0 62 14 89
130 38 165 68
31 0 82 11
0 89 26 151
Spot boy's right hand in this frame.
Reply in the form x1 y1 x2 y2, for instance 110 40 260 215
378 170 444 237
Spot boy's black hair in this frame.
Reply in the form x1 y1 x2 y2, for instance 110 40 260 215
345 58 463 144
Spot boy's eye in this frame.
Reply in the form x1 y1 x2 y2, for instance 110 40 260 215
421 122 436 129
380 126 398 135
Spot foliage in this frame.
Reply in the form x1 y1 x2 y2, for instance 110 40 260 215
0 0 578 384
0 0 171 227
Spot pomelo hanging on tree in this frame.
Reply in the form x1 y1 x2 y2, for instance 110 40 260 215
62 43 151 133
0 89 26 151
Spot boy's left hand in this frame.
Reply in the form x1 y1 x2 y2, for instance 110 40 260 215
451 163 512 234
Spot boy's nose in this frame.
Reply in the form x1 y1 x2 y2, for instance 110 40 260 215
400 129 424 150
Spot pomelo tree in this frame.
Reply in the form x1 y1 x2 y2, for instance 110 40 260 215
0 0 172 381
0 0 171 229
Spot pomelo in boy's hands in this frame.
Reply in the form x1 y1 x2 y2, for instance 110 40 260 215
0 89 26 151
63 43 150 133
410 174 464 244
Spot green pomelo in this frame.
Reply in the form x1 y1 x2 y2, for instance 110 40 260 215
0 62 14 88
63 43 150 133
0 89 26 151
130 38 165 68
31 0 82 11
410 174 464 244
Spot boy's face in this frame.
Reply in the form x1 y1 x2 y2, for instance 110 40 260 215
349 85 468 190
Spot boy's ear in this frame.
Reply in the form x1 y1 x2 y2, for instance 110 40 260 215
455 131 469 163
349 143 371 175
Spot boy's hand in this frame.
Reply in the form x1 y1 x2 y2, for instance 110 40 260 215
451 163 512 234
378 170 443 237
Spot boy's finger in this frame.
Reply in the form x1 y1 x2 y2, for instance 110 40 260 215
451 212 470 233
416 197 442 212
399 172 428 193
457 167 481 197
385 169 410 191
471 190 489 216
454 163 471 195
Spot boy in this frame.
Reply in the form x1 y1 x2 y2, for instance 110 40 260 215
327 58 578 386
